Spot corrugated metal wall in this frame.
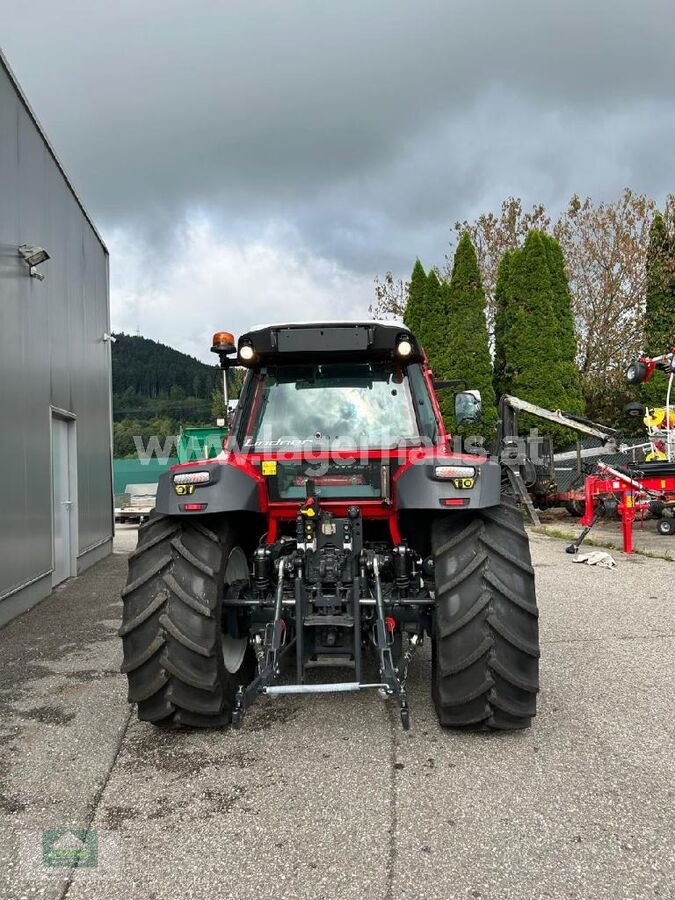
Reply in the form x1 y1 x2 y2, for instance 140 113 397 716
0 55 112 611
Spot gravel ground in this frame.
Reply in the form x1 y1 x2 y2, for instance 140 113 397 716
0 530 673 900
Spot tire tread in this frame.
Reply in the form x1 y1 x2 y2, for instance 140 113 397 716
120 515 252 728
432 497 540 730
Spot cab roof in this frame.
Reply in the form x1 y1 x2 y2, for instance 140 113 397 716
237 321 423 365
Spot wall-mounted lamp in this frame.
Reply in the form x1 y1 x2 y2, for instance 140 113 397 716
101 333 117 343
19 244 50 280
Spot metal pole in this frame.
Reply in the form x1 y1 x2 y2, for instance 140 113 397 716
222 368 229 426
665 369 673 463
295 565 304 685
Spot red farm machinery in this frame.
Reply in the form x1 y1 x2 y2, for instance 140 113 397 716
565 348 675 553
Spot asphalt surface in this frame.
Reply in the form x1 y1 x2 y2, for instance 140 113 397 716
0 529 673 900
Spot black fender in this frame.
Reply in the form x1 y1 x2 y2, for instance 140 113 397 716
154 462 262 516
394 459 501 510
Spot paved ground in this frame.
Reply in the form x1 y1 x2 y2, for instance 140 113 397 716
0 528 673 900
112 523 140 554
536 508 675 560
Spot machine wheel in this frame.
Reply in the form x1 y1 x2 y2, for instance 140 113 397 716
657 517 673 536
563 500 585 518
431 495 540 730
119 515 255 727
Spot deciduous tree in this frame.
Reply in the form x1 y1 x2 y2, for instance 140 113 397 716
553 190 658 402
451 197 551 323
371 271 407 319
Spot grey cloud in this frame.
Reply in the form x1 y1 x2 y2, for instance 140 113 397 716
1 0 674 288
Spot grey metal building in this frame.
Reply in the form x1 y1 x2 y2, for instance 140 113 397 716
0 51 113 626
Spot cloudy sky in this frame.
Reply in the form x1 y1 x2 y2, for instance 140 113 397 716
2 0 674 361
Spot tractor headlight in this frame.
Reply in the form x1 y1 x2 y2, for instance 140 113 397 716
173 471 210 485
239 342 256 362
434 465 476 479
396 337 412 357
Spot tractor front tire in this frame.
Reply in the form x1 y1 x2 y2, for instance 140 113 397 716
431 496 540 730
119 515 254 728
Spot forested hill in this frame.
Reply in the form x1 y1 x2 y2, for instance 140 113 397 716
112 333 219 403
111 334 225 456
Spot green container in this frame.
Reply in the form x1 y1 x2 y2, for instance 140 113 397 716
177 426 229 463
113 458 177 495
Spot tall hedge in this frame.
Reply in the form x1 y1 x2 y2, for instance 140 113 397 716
443 232 498 442
495 230 584 450
493 250 513 400
402 259 428 338
415 269 451 378
500 231 569 416
643 212 675 409
404 268 461 432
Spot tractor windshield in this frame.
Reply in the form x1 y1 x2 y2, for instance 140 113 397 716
241 363 422 450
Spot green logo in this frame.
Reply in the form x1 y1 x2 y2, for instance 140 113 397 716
42 829 98 868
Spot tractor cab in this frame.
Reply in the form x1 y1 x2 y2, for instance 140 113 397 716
207 322 494 547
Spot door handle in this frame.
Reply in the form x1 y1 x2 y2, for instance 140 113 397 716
63 500 73 506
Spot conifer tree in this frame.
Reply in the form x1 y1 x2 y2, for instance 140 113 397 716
414 269 450 382
643 212 675 409
493 250 513 400
405 269 460 434
501 231 567 413
443 232 498 441
402 259 427 338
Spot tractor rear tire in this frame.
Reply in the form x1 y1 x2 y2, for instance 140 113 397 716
431 495 540 730
119 515 254 728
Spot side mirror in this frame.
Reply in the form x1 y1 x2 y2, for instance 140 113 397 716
455 390 482 426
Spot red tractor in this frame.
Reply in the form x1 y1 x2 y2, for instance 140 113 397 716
120 322 539 730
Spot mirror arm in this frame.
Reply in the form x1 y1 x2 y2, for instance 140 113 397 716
434 378 468 391
216 354 239 370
